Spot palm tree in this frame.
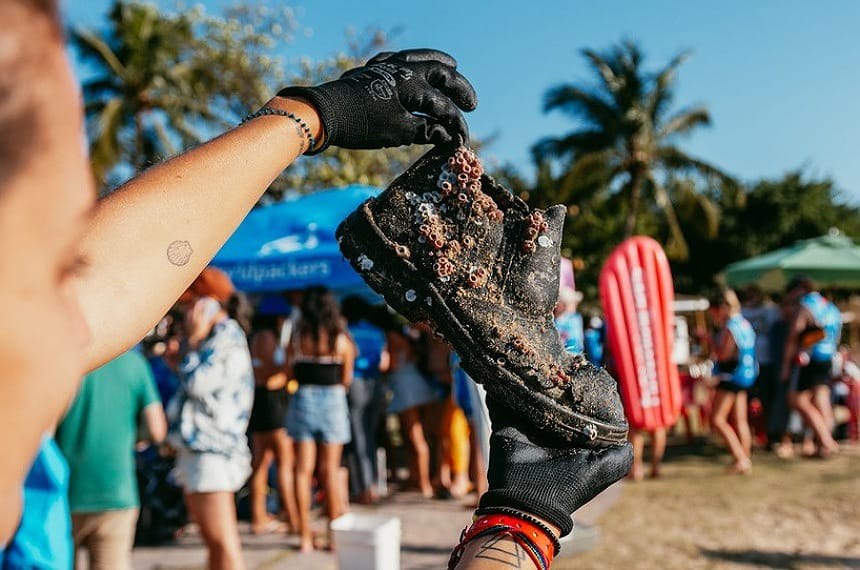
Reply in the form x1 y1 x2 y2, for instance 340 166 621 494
74 3 209 186
74 1 290 188
533 40 737 259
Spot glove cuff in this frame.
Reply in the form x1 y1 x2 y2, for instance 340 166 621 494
479 490 575 537
278 83 368 155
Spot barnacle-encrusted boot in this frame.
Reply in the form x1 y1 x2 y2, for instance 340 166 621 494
337 145 628 446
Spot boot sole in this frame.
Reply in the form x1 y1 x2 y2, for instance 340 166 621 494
337 202 629 447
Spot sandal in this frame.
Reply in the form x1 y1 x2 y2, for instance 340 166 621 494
251 518 288 536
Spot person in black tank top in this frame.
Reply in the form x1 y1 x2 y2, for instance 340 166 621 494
285 287 355 552
247 309 300 536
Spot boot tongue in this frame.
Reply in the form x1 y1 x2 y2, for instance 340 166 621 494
479 173 530 217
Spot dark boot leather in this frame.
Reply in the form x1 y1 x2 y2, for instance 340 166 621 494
337 144 628 446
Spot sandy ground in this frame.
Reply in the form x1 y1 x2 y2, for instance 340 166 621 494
561 442 860 570
129 442 859 569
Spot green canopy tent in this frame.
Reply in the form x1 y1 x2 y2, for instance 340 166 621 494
723 232 860 292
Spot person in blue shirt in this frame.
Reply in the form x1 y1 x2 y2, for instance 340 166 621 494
781 277 840 457
0 436 72 570
341 296 390 505
554 288 585 355
584 315 605 367
709 290 757 474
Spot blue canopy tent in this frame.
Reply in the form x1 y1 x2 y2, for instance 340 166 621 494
212 185 380 294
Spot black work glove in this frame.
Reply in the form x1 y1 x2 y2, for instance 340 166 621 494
278 49 477 154
478 402 633 537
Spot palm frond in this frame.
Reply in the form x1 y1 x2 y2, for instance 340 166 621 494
658 106 711 138
555 150 621 203
582 49 621 93
531 129 614 162
647 49 691 120
82 76 120 101
164 111 202 147
657 145 738 188
152 115 178 157
89 97 125 186
543 85 617 129
673 179 721 238
648 174 689 260
72 28 127 80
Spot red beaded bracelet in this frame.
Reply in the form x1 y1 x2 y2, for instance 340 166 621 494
447 513 556 570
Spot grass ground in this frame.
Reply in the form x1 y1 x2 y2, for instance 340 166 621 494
560 442 860 570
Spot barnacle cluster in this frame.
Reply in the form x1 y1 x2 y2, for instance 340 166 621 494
466 265 489 289
522 210 549 253
406 146 505 283
438 148 504 224
433 256 455 278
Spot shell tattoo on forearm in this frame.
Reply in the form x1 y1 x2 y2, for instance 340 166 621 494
167 240 193 266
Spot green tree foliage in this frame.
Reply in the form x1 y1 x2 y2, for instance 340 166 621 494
75 2 298 188
532 40 737 261
75 1 428 199
672 170 860 293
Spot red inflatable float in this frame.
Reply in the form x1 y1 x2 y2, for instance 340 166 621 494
599 237 681 431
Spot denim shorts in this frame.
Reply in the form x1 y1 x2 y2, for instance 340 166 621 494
286 384 351 444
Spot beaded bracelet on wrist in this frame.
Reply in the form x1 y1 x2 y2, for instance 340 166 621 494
241 107 316 153
474 506 562 556
447 514 554 570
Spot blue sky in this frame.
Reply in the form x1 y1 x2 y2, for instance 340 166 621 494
65 0 860 204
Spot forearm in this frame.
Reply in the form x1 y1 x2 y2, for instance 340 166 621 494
142 404 168 444
76 97 320 370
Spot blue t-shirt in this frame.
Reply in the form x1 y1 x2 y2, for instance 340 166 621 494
348 320 386 380
0 436 72 570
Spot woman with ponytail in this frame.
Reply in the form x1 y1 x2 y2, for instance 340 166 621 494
709 289 757 474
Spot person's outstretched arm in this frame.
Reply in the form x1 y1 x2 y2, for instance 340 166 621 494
76 96 318 370
74 49 477 372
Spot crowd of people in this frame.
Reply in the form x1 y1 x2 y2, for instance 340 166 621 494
46 265 857 568
699 277 849 474
2 5 624 566
738 277 846 460
55 267 493 567
0 6 852 567
553 277 855 480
